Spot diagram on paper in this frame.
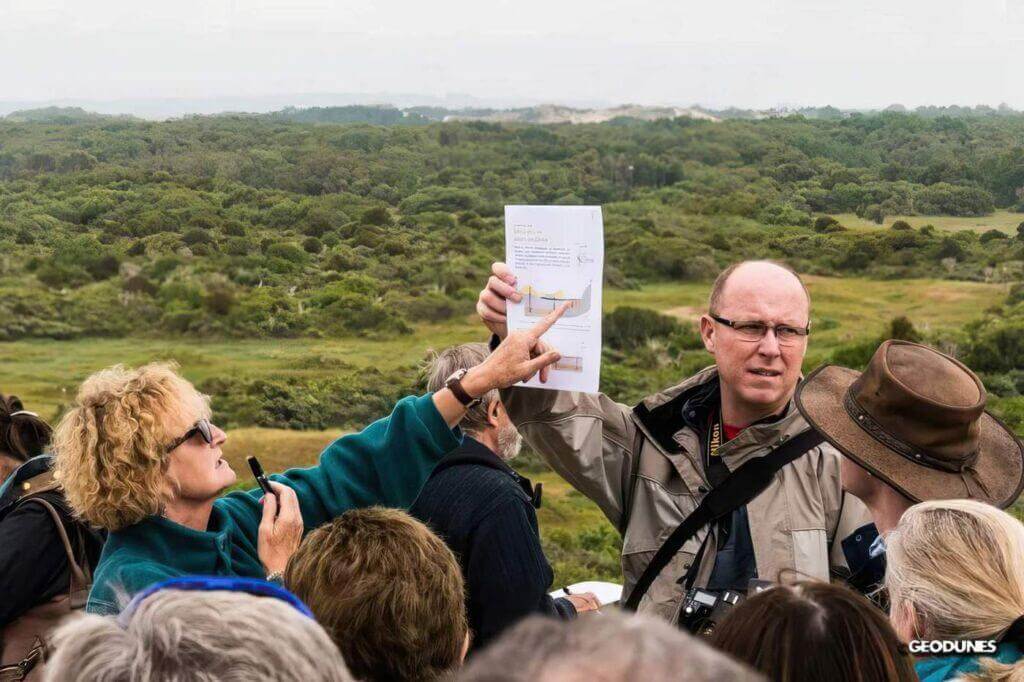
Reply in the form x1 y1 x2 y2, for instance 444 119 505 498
518 282 592 318
554 355 584 372
505 205 604 393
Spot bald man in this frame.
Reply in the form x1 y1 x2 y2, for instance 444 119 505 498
477 260 872 622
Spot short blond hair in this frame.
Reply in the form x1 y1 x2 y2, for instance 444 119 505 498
52 362 210 531
285 507 468 682
886 499 1024 680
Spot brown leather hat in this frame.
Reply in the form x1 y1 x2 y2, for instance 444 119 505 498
795 340 1024 508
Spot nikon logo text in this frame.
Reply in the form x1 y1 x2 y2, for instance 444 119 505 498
909 640 998 655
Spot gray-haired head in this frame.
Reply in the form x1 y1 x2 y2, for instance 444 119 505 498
44 589 353 682
456 609 764 682
425 342 498 435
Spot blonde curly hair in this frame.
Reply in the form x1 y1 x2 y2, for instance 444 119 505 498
52 362 211 531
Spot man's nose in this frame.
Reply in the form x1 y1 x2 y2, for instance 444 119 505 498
212 425 228 446
757 328 782 357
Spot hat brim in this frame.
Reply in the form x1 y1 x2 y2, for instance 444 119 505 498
795 364 1024 508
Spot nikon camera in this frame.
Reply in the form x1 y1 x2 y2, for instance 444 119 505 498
677 588 745 636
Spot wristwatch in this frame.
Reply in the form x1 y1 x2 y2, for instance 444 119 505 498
445 369 482 408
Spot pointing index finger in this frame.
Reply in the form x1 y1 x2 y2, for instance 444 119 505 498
528 301 570 339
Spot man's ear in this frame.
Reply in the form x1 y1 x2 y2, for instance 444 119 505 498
699 314 716 354
487 398 503 429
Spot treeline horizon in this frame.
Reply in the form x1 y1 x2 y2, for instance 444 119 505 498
4 102 1024 124
0 112 1023 345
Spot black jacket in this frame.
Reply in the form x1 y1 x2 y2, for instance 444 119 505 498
674 378 759 593
0 456 104 628
409 436 575 652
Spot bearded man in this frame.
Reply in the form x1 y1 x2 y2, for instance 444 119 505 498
476 260 873 621
409 343 600 652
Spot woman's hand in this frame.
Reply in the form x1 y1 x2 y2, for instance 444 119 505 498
463 302 567 394
432 302 567 427
257 481 304 576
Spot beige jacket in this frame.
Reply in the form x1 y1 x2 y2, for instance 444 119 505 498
502 366 871 620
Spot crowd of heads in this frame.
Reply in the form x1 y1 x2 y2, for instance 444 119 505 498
29 495 1024 682
3 257 1024 682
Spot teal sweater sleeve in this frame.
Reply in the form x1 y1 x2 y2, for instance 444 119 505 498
219 393 462 534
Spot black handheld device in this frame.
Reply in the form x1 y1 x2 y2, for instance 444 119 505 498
247 455 274 497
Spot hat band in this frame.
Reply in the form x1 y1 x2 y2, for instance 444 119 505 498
843 391 973 473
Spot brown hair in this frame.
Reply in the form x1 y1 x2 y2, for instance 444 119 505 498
284 507 468 682
707 260 810 316
51 363 210 531
710 581 916 682
0 394 52 461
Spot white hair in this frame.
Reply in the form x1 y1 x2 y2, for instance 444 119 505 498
45 589 353 682
425 343 499 435
457 609 763 682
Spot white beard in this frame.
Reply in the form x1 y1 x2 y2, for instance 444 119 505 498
496 423 524 461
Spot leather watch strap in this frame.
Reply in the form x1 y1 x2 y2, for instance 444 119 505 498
445 373 477 407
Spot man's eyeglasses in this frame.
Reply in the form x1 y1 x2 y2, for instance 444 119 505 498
166 418 214 453
710 314 810 345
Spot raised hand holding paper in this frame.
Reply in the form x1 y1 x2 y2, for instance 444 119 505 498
504 205 603 393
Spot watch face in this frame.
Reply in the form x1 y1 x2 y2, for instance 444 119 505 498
447 368 468 383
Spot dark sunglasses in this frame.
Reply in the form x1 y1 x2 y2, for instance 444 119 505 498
166 418 214 453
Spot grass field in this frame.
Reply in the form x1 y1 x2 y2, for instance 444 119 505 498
834 210 1023 234
0 276 1005 421
2 275 1009 586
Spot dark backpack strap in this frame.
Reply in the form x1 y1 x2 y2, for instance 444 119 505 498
622 429 825 611
18 497 91 608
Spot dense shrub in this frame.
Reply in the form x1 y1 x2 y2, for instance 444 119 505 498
200 368 417 430
604 307 681 351
0 112 1022 342
831 316 923 368
965 322 1024 373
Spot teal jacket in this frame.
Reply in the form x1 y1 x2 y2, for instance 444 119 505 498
916 643 1022 681
87 393 461 615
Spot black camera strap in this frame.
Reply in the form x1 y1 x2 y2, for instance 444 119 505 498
622 428 825 611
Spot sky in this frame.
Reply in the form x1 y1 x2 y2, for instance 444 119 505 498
1 0 1022 114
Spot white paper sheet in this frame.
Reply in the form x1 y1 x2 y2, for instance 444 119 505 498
505 205 603 394
549 581 623 606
